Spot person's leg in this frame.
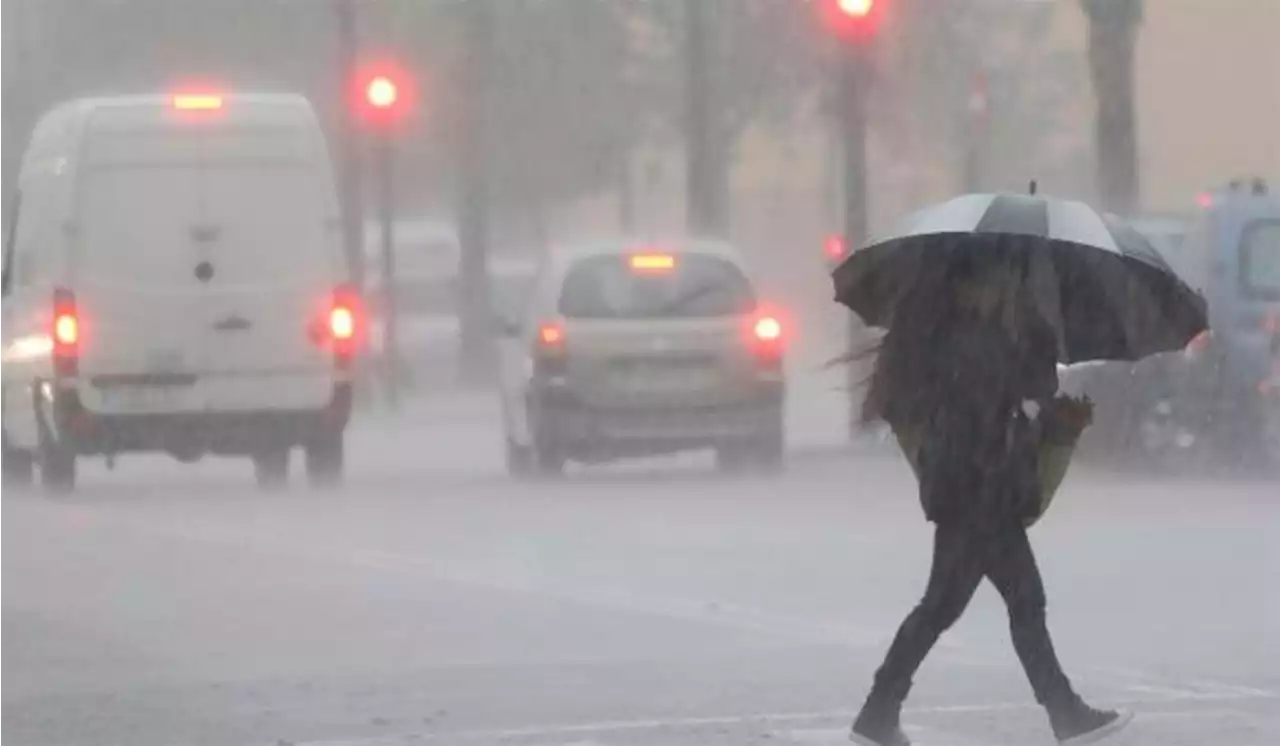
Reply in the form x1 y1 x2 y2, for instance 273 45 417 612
985 525 1132 743
852 524 985 745
983 525 1076 709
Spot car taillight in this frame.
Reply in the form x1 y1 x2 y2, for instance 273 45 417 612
537 321 565 350
52 288 79 376
533 320 567 376
747 311 785 367
754 316 783 342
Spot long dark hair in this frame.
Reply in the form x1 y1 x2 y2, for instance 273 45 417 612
853 241 1033 427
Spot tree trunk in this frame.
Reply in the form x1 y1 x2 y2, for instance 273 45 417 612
1085 0 1142 214
333 0 365 286
684 0 728 237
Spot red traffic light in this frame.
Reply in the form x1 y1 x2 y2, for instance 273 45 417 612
824 234 849 262
365 75 399 110
352 61 415 129
822 0 883 40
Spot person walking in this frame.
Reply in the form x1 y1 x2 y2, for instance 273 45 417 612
849 249 1133 746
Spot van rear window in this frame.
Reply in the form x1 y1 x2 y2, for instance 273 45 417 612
558 254 755 319
1240 220 1280 300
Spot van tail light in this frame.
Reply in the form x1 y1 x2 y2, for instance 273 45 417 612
328 285 364 367
52 288 80 377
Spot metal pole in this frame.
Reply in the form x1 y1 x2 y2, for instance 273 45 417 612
334 0 365 286
839 43 870 440
684 0 726 237
457 0 495 381
376 137 399 408
963 71 990 193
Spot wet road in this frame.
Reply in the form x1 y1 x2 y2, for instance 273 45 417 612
4 418 1278 746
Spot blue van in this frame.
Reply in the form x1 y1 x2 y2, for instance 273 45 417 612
1157 178 1280 465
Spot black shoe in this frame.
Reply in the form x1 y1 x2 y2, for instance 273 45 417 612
850 712 911 746
1052 705 1133 745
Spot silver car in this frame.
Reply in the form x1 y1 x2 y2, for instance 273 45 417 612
496 240 787 475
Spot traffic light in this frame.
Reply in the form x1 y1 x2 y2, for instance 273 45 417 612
824 234 849 264
821 0 883 41
365 75 398 111
352 62 414 130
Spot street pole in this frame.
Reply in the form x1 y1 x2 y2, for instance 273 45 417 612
334 0 365 286
838 41 871 440
2 0 35 211
457 0 495 381
684 0 727 237
963 71 990 194
375 136 399 408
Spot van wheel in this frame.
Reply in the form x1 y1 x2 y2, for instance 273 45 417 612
39 440 77 494
253 447 290 490
530 430 566 477
505 437 534 478
304 431 345 488
3 441 35 488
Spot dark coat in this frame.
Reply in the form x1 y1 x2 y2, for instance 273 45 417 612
916 315 1059 528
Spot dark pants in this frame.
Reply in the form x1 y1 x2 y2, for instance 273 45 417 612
864 522 1077 716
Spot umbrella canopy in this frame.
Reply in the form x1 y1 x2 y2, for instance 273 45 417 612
832 192 1209 364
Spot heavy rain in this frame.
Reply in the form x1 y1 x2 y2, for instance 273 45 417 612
2 1 1278 745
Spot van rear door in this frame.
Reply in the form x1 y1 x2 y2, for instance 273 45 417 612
76 163 207 415
200 161 340 411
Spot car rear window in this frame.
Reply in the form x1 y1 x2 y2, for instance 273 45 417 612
1240 220 1280 299
558 253 756 319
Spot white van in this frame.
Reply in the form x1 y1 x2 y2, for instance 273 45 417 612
1 93 361 492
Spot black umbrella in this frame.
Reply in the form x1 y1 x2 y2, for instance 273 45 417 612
832 190 1209 363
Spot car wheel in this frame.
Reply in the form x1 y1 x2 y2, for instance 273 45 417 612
253 447 290 490
752 425 787 473
304 431 344 488
3 437 36 488
715 443 753 473
527 403 567 477
38 438 77 494
717 427 785 475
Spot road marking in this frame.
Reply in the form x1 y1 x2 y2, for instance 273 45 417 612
271 689 1279 745
78 510 1279 713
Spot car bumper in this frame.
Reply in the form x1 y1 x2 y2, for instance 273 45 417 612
533 384 784 457
40 384 353 456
